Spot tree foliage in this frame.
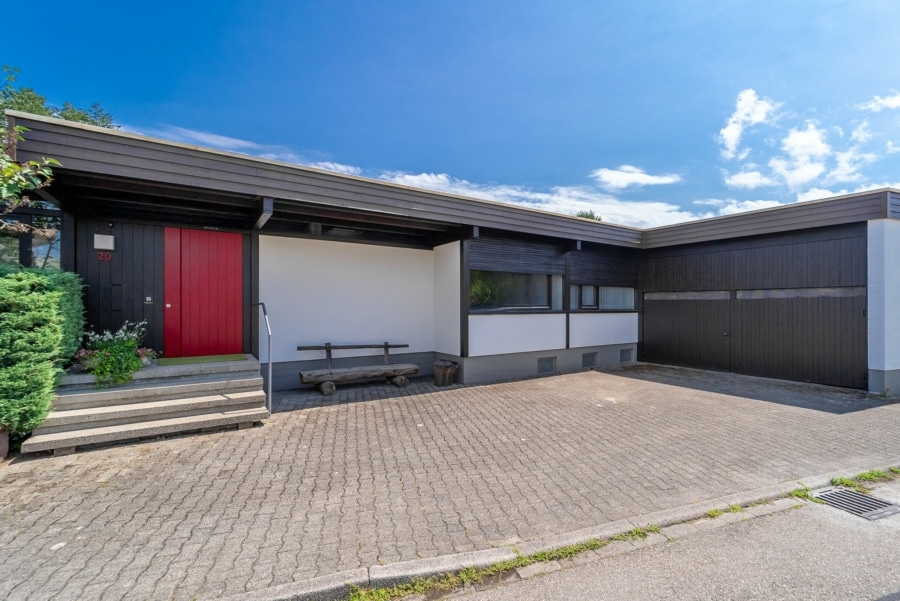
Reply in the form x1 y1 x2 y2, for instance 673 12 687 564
1 66 115 129
574 209 602 221
1 66 115 231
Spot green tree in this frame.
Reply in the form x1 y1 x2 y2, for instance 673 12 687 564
1 66 115 232
574 209 602 221
1 66 115 129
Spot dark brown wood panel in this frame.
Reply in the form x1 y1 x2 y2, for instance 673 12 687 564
641 299 731 371
76 219 165 351
568 243 640 286
732 296 867 388
889 192 900 219
641 224 867 293
639 223 868 388
469 235 566 274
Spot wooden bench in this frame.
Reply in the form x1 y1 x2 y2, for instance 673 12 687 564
297 342 420 395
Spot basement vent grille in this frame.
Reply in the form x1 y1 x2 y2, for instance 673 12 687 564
812 487 900 520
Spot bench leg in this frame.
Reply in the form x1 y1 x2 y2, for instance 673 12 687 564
389 375 409 388
318 381 337 396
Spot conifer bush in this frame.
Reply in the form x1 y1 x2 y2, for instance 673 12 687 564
0 268 84 435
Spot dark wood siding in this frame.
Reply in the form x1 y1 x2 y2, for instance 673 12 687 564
640 224 867 292
10 112 643 248
76 219 166 351
889 191 900 219
642 299 731 371
469 235 566 274
643 192 886 248
568 243 640 286
639 224 868 389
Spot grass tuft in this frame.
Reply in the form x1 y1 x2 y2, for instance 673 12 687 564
706 508 724 518
830 476 863 492
890 467 900 474
789 487 824 504
855 469 889 482
726 504 743 513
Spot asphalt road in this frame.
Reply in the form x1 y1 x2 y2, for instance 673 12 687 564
463 480 900 601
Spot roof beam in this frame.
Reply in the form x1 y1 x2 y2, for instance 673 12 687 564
254 196 274 230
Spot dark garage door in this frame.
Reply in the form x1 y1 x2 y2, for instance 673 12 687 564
641 287 868 389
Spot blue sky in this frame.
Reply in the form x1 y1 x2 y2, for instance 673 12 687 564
7 1 900 227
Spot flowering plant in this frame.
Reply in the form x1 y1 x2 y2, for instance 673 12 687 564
136 347 158 362
78 321 154 388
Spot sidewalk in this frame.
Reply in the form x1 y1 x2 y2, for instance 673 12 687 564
1 364 898 600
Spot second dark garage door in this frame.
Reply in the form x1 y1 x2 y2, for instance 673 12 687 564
641 287 867 389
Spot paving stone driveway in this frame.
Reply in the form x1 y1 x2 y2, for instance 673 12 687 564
1 364 899 601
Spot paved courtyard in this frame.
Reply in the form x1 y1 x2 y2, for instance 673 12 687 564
1 364 899 600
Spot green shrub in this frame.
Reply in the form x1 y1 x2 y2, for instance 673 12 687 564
0 266 84 364
0 273 65 434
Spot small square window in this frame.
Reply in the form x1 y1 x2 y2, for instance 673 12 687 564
537 357 556 374
620 348 633 363
582 352 598 368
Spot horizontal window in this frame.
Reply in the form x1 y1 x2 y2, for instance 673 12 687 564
737 287 865 300
571 285 636 310
644 291 730 301
470 271 563 312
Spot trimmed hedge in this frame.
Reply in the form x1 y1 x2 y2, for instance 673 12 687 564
0 268 85 435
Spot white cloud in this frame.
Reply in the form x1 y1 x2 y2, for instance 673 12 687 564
850 121 872 143
719 89 782 160
723 170 775 189
589 165 681 190
694 198 785 215
305 161 363 175
798 181 900 202
125 124 263 151
797 187 843 202
124 123 365 172
887 141 900 154
858 92 900 112
824 148 877 184
768 122 831 188
381 171 701 227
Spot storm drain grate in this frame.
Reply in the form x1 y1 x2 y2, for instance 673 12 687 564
812 487 900 520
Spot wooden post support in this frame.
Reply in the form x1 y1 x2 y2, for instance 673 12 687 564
389 375 409 387
319 381 336 396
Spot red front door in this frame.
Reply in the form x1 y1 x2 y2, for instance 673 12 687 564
164 228 244 358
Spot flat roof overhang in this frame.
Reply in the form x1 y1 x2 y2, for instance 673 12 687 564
7 110 899 250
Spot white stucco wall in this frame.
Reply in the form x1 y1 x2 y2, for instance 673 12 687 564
259 237 434 363
569 313 639 348
868 219 900 371
469 314 567 357
433 241 461 355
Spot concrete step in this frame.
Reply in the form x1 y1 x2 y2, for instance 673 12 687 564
35 391 267 434
52 376 264 410
21 407 270 454
58 358 262 392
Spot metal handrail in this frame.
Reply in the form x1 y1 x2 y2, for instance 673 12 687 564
254 302 273 414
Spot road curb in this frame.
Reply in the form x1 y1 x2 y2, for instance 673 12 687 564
216 459 900 601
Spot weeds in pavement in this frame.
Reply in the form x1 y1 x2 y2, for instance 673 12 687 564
706 508 724 518
855 469 890 482
789 487 825 504
347 529 663 601
726 504 742 513
829 476 863 491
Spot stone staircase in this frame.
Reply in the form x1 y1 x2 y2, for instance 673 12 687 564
21 358 269 455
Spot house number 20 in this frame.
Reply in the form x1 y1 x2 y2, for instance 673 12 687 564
97 252 113 261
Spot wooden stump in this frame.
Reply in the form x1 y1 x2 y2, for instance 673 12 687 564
389 375 409 387
318 381 337 396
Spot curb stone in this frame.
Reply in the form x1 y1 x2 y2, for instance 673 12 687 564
214 459 900 601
